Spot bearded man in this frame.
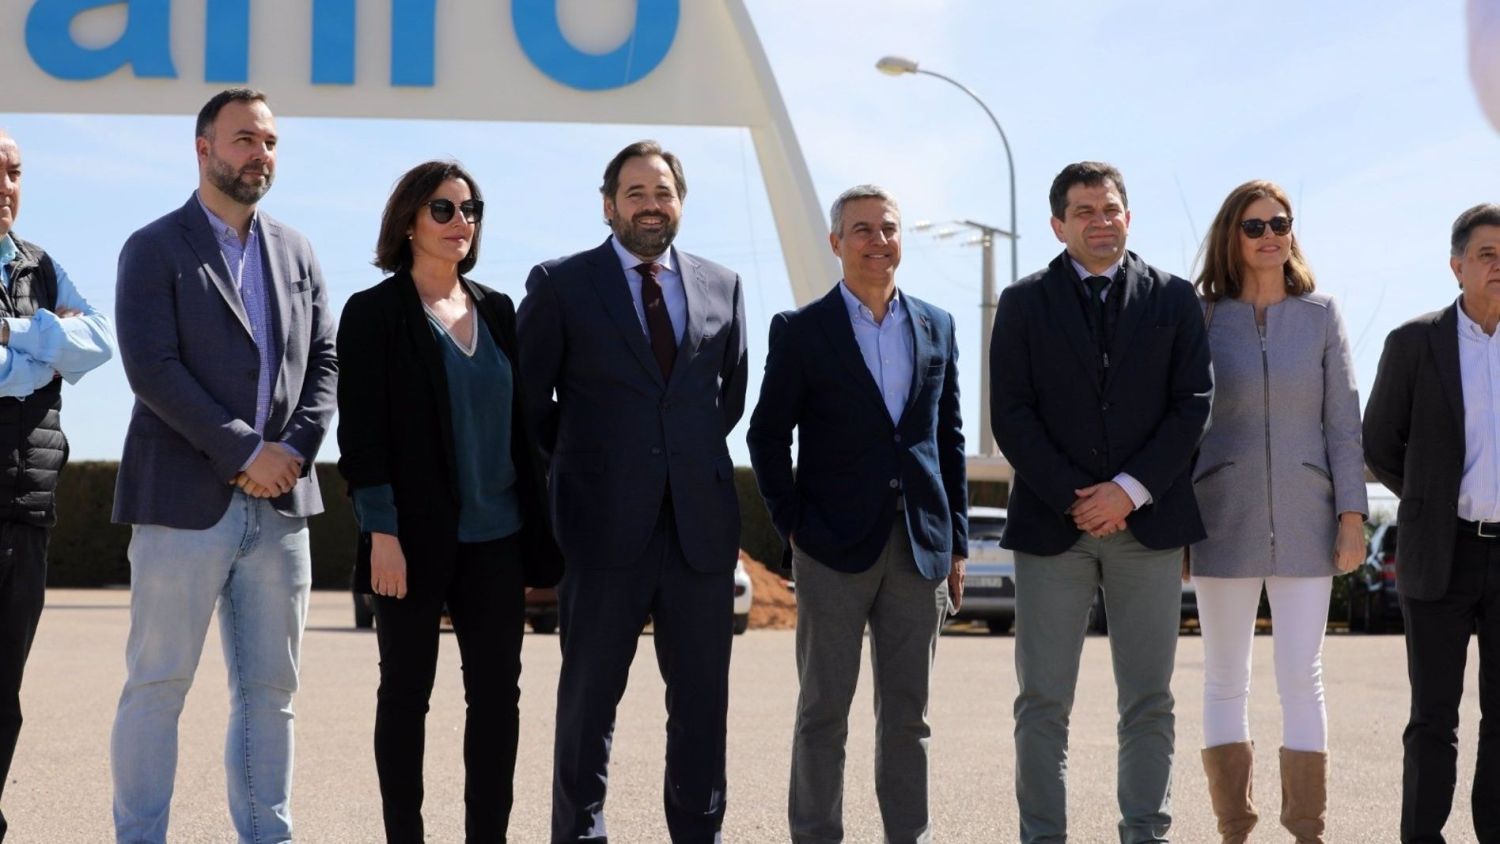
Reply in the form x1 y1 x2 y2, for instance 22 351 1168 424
109 88 337 844
516 140 748 844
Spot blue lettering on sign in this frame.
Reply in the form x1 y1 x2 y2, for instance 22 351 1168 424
24 0 176 81
24 0 679 91
512 0 679 91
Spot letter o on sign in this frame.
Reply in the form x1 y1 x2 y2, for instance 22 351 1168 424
512 0 679 91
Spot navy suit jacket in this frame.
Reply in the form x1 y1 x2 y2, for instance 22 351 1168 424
113 195 337 528
991 250 1212 556
747 284 968 579
515 238 749 573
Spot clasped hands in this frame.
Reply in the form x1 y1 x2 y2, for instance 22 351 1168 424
1068 481 1133 539
230 442 303 499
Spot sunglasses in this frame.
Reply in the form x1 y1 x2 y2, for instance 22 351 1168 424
1239 215 1293 238
426 198 483 225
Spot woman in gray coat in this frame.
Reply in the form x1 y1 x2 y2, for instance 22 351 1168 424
1190 180 1367 844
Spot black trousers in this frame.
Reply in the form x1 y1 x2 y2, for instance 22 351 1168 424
1401 528 1500 843
550 505 734 844
0 522 48 844
372 533 526 844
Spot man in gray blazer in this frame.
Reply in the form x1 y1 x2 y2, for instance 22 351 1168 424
108 89 337 844
516 140 748 843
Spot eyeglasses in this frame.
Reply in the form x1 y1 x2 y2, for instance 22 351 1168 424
1239 216 1293 238
426 198 483 225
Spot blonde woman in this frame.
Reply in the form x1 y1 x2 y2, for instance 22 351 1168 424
1189 180 1367 843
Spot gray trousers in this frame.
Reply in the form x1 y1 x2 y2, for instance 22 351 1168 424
789 522 950 844
1013 530 1181 844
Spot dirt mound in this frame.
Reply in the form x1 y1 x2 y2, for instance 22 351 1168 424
742 551 797 629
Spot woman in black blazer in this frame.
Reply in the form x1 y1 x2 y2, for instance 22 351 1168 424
336 160 562 843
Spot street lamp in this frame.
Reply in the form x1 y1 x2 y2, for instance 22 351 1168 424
877 54 1017 458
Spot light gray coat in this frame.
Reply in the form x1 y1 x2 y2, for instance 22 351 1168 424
1189 293 1367 577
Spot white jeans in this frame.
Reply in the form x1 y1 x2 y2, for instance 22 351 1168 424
1193 575 1332 752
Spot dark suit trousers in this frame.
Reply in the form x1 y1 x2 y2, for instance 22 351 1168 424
551 503 734 844
0 523 46 844
1400 528 1500 844
373 534 526 844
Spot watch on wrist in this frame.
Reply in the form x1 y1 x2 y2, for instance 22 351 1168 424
1 321 9 346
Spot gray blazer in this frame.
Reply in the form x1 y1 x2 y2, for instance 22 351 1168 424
112 195 338 529
1189 293 1367 577
515 238 749 573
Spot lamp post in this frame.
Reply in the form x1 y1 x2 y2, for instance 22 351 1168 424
877 55 1017 458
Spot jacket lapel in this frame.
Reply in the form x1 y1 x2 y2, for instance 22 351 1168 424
815 285 892 422
1431 303 1465 434
586 238 666 389
900 296 938 424
671 250 709 389
1039 252 1100 391
1102 254 1148 395
175 195 254 339
397 274 458 485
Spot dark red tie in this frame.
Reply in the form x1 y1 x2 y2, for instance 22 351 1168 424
637 262 676 378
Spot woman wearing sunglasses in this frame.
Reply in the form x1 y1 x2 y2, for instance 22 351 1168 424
1188 180 1366 843
336 160 562 842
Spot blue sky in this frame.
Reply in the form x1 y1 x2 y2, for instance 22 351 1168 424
3 0 1496 463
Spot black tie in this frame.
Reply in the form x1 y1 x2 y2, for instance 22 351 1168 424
636 262 676 378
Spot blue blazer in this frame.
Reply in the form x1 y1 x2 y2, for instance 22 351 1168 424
113 195 338 528
747 284 968 579
990 250 1212 556
515 238 749 573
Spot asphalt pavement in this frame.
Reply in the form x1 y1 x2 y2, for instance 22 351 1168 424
3 589 1481 842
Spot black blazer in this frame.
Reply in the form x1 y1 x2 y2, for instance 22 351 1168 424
990 250 1213 556
336 271 563 591
746 285 968 578
1363 303 1466 601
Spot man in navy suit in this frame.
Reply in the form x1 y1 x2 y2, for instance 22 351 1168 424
516 141 749 844
991 162 1212 843
109 89 338 844
747 184 967 844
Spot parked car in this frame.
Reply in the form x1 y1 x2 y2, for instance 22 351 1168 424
733 558 754 635
1348 521 1403 633
950 507 1015 634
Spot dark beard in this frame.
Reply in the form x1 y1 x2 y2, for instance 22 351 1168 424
611 213 677 258
208 157 272 205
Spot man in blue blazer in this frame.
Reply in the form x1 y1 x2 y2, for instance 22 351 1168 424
747 185 968 844
991 162 1212 843
517 141 749 844
108 90 337 844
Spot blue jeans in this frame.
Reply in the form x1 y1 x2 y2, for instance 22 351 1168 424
110 491 311 844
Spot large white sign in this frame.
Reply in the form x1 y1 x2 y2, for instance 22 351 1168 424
2 0 832 303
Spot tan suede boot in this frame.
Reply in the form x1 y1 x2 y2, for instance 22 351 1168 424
1201 741 1258 843
1279 747 1328 843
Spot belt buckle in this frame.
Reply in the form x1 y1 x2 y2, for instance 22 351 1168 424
1480 520 1500 539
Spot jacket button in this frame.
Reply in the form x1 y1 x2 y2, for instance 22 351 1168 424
1090 448 1099 457
893 433 902 443
651 446 663 455
1101 402 1110 411
889 479 899 489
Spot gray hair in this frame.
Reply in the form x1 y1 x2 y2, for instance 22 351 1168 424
1452 203 1500 257
830 184 899 237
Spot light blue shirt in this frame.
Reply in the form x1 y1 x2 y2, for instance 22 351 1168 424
0 234 115 398
839 281 913 425
611 236 686 344
1457 298 1500 521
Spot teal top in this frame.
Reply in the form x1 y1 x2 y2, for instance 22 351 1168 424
352 311 523 543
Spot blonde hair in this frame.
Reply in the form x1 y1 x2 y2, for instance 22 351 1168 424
1194 180 1315 302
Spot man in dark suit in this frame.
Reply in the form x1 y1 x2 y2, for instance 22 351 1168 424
516 140 749 844
108 89 337 843
1365 202 1500 844
991 161 1212 843
747 184 967 844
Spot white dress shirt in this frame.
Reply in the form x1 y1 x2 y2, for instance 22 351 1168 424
1457 298 1500 521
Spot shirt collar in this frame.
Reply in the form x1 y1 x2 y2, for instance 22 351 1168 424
195 191 258 246
1070 255 1124 283
0 235 15 268
611 235 676 277
1457 296 1496 342
839 280 905 324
